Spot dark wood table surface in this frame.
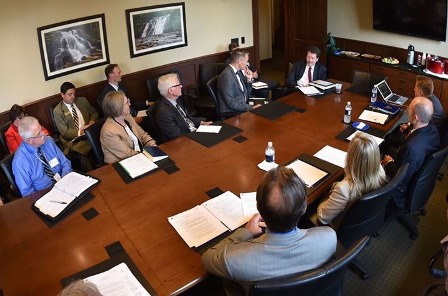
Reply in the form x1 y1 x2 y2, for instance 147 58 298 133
0 85 405 296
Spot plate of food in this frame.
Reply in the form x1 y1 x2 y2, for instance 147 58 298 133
361 53 381 60
341 51 360 57
381 57 399 65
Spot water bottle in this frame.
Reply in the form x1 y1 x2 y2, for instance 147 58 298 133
343 102 352 124
370 87 377 103
265 141 275 163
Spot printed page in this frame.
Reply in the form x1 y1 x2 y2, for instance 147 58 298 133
54 171 98 197
84 262 151 296
196 125 222 133
314 145 347 168
358 110 389 124
137 110 148 117
202 191 246 230
168 205 228 248
297 86 323 95
347 131 384 146
240 192 258 221
119 153 159 179
287 159 328 188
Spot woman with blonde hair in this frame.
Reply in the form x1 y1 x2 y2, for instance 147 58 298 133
100 91 156 163
317 132 386 225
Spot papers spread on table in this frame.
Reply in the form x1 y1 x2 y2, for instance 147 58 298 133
358 110 389 125
196 125 222 133
287 159 328 188
34 172 98 218
309 80 336 90
240 192 258 221
347 131 384 146
84 262 151 296
168 191 247 247
137 110 148 117
143 146 168 162
313 145 347 168
119 153 158 179
252 81 268 89
296 86 323 96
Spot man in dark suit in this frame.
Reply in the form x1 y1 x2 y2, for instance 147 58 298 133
382 97 441 209
154 73 212 142
286 46 327 88
218 49 262 114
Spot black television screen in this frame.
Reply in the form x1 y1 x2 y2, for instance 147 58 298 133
373 0 447 41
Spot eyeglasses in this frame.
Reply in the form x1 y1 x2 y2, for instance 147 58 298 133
170 83 182 89
27 129 45 140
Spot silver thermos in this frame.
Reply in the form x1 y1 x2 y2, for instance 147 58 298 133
407 44 415 65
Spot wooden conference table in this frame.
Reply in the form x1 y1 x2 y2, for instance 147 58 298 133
0 83 406 296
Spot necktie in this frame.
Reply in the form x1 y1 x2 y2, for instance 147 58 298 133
71 104 79 130
37 147 56 182
308 66 313 83
176 103 197 132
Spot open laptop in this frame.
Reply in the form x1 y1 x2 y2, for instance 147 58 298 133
374 80 408 106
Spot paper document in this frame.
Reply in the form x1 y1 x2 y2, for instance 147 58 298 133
202 191 246 230
297 86 323 96
309 80 335 90
252 81 268 89
34 172 98 218
84 263 151 296
358 110 389 124
119 153 158 178
347 131 384 146
314 145 347 168
137 110 148 117
196 125 222 133
240 192 258 221
287 159 328 188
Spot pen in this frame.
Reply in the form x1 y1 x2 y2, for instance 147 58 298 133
49 200 67 204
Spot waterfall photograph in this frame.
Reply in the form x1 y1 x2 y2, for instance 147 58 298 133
126 3 188 58
37 14 109 80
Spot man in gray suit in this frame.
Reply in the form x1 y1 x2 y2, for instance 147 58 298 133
218 49 262 114
202 166 337 295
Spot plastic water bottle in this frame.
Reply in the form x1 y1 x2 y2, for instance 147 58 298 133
371 87 377 103
344 102 352 124
265 141 275 163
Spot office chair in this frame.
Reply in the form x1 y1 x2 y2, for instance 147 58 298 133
0 121 11 158
205 76 239 121
248 236 370 296
145 101 163 144
0 153 22 198
350 70 387 97
84 118 106 168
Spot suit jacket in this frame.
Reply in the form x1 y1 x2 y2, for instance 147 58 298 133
53 97 99 155
100 114 155 164
97 82 146 116
202 227 336 294
385 124 440 208
217 65 253 113
286 60 328 87
153 97 201 142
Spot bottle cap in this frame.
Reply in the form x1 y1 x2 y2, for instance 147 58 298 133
268 141 273 146
347 101 351 106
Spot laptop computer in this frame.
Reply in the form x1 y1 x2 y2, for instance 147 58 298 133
374 80 408 106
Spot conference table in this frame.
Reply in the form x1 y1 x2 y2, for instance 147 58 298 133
0 83 407 296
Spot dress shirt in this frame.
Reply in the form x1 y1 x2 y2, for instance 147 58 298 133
298 65 314 86
12 136 72 196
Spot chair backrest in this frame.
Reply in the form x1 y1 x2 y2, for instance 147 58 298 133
0 153 21 197
146 71 181 102
249 236 370 296
337 163 409 248
199 63 227 85
0 121 11 157
146 101 163 144
205 75 223 120
352 70 370 87
406 146 448 212
84 118 106 168
47 103 60 137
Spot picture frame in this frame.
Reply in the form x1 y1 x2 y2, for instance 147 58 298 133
126 3 188 58
37 14 109 80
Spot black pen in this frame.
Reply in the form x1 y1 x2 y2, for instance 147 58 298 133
49 200 67 204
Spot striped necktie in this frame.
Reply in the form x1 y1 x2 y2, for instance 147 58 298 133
71 104 79 130
37 147 56 182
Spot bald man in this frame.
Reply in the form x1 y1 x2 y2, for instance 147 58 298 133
382 97 441 209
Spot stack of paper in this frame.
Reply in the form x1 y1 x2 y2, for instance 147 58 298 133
196 125 222 133
119 153 158 178
309 80 335 90
252 81 268 89
286 159 328 188
297 86 323 96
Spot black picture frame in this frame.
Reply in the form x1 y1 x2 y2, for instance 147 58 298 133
126 2 188 58
37 14 109 80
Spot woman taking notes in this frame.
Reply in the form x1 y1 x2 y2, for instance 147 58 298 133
317 132 386 225
100 91 156 164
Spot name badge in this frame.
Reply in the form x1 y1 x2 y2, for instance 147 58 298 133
49 157 59 168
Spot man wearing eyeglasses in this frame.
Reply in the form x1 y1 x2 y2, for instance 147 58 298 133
12 116 72 197
154 73 212 142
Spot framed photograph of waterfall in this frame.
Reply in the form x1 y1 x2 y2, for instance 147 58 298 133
37 14 109 80
126 3 188 58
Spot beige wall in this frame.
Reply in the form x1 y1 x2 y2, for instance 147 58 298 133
0 0 253 113
328 0 448 56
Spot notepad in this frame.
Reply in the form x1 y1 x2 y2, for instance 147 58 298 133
358 110 389 125
314 145 347 168
309 80 336 90
286 159 328 188
297 86 323 96
118 153 158 179
196 125 222 133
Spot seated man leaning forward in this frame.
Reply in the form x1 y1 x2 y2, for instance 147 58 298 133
100 91 156 164
12 116 72 197
201 166 337 295
153 73 212 142
218 49 262 114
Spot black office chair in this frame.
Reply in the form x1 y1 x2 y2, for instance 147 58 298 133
205 76 239 121
0 153 22 198
84 118 106 168
0 121 11 158
394 146 448 239
145 101 163 144
350 70 387 97
248 236 370 296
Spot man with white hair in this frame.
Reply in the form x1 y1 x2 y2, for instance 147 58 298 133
12 116 72 196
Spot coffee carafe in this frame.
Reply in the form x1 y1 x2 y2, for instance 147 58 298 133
407 44 415 65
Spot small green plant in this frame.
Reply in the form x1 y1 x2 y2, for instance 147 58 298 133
326 33 340 54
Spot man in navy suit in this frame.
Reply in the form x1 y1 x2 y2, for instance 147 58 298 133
286 46 328 88
382 97 441 209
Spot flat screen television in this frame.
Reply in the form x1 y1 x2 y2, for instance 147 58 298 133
373 0 447 41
